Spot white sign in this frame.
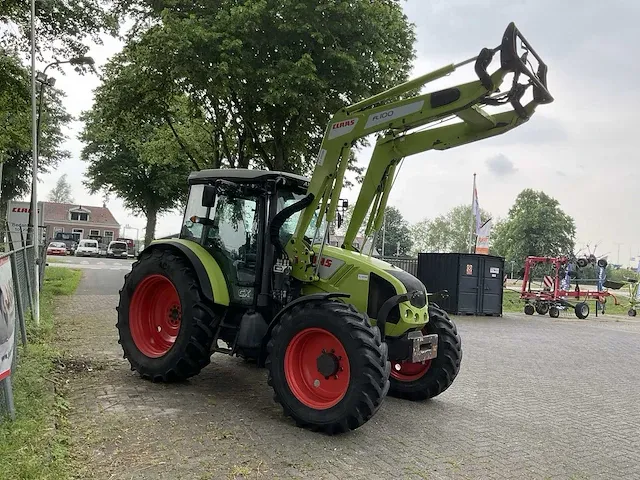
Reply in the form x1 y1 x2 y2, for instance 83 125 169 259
316 149 327 166
6 201 44 250
364 100 424 129
0 256 16 381
328 118 359 139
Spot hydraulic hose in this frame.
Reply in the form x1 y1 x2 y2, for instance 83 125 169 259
269 193 315 256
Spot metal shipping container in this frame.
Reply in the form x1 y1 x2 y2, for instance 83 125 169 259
417 253 504 316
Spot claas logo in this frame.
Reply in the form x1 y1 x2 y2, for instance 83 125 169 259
332 119 356 130
12 207 30 213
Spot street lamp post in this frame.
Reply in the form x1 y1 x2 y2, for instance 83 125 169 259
28 55 94 325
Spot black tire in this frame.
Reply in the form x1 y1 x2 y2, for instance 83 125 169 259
577 258 588 268
524 304 535 315
628 309 637 317
266 300 390 435
597 258 608 268
549 306 560 318
535 302 549 315
388 306 462 401
117 248 219 382
575 302 590 319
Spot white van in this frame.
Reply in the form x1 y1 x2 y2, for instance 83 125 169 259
75 239 100 257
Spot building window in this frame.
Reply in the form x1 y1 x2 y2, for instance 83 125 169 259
90 229 100 237
70 212 89 221
72 228 84 239
104 231 114 242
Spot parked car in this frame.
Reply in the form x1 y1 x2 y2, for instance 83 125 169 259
106 240 129 258
47 242 67 256
75 239 100 257
53 232 80 254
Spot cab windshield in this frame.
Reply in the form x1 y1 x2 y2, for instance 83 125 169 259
276 190 327 246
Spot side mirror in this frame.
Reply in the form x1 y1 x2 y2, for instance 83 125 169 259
202 185 217 207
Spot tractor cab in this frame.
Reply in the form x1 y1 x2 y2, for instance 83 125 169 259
181 169 319 306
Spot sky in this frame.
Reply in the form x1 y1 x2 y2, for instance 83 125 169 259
33 0 640 266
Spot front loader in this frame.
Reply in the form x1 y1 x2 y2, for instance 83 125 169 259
117 23 553 433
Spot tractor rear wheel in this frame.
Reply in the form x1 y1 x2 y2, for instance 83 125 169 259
266 301 390 434
388 306 462 401
117 249 219 382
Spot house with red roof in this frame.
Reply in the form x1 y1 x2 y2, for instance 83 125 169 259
42 202 121 247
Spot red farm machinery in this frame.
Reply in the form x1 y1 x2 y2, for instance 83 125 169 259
520 255 622 319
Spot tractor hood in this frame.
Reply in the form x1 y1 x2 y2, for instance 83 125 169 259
303 245 428 337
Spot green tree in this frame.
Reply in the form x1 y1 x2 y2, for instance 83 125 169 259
48 174 74 203
378 206 413 256
81 103 195 246
336 204 412 255
1 1 117 58
0 53 71 239
97 0 415 174
491 189 576 267
411 205 491 254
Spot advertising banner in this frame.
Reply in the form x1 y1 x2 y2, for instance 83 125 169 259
475 219 492 255
6 201 44 250
0 256 16 381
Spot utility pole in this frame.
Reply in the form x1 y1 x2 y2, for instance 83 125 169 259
614 242 623 265
381 214 386 257
30 0 40 325
468 173 477 253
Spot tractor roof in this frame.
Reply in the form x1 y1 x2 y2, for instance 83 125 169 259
188 169 310 187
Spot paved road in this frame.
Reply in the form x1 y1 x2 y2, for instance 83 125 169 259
47 255 134 295
53 264 640 479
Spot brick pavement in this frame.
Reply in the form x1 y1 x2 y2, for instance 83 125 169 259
56 277 640 480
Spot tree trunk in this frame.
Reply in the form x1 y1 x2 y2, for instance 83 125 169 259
144 208 158 247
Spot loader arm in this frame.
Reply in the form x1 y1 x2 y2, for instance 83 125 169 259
286 22 553 281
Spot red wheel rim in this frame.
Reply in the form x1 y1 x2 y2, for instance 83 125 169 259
284 328 351 410
129 274 181 358
390 359 431 381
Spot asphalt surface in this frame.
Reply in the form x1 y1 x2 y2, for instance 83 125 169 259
50 258 640 479
47 255 134 295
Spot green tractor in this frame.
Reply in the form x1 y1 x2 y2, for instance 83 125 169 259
117 23 553 433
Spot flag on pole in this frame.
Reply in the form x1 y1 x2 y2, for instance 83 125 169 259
472 177 481 235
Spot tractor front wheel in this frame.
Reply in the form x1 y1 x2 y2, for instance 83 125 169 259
117 249 219 382
388 306 462 401
266 301 390 434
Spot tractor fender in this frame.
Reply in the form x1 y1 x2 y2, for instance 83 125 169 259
258 292 349 366
142 239 230 306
